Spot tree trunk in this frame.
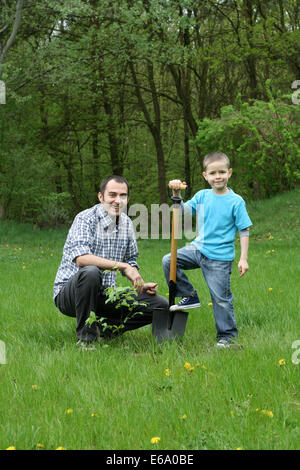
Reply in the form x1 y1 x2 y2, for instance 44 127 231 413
0 0 24 79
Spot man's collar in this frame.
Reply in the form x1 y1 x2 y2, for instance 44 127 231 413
97 203 126 228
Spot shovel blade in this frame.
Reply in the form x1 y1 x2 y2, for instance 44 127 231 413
152 308 188 344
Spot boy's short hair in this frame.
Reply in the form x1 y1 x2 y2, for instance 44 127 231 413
203 152 230 171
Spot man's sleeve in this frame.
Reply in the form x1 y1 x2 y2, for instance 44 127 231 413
68 215 93 263
123 219 140 270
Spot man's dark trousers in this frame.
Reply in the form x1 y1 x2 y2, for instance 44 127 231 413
54 266 169 341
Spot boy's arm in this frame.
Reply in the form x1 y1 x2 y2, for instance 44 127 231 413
238 232 249 278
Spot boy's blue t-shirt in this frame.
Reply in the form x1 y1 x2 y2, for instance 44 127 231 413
183 188 252 261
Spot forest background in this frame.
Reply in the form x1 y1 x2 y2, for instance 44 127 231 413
0 0 300 228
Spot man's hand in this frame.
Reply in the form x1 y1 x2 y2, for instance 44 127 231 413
123 265 144 291
141 282 158 295
238 259 249 277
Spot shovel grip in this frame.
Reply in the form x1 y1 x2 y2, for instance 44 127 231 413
168 181 187 191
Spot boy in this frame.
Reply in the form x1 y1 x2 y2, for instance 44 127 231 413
162 152 252 348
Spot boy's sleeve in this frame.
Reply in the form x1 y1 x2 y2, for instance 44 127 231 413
234 200 253 231
183 191 202 215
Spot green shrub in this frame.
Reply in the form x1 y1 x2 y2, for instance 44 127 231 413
195 84 300 199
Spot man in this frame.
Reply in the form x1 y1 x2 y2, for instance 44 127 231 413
54 175 168 346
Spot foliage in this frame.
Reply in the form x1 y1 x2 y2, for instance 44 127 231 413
195 86 300 199
85 280 147 336
1 1 300 222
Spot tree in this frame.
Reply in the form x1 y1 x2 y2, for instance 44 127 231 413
0 0 24 79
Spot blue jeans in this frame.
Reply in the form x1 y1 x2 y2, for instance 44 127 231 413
162 245 237 340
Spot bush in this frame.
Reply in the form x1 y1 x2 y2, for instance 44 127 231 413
195 84 300 199
35 192 73 228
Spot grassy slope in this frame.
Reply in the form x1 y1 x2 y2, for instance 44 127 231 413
0 189 299 450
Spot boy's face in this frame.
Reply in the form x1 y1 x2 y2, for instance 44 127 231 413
202 159 232 194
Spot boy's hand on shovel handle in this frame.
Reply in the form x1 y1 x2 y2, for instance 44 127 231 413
168 180 187 196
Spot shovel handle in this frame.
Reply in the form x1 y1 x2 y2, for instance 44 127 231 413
168 181 187 191
170 205 181 283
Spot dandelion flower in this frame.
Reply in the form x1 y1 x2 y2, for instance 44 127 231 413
6 446 16 450
268 287 273 292
208 302 213 306
22 265 26 270
266 250 271 254
261 410 274 418
91 413 98 417
164 368 171 377
31 384 38 390
278 359 286 366
66 408 73 414
236 447 243 450
184 362 194 371
181 414 187 420
36 443 44 449
150 437 160 444
56 446 66 450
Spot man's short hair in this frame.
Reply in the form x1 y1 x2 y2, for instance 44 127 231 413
203 152 230 171
99 175 130 196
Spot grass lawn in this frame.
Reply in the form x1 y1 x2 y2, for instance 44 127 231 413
0 189 300 450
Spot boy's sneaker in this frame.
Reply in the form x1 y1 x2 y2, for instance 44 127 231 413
215 338 231 348
169 292 200 312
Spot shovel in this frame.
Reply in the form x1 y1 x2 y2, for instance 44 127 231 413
152 182 189 344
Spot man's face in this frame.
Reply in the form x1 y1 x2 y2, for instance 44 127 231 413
98 179 129 216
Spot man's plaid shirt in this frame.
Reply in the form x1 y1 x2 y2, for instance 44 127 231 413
53 204 139 299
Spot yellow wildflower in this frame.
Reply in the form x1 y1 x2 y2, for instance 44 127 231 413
36 443 44 449
278 359 286 366
91 413 98 417
150 437 160 444
184 362 194 371
181 414 187 420
22 265 26 270
164 368 171 377
56 446 66 450
6 446 16 450
261 410 274 418
66 408 73 414
208 302 213 306
268 287 273 292
31 384 38 390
